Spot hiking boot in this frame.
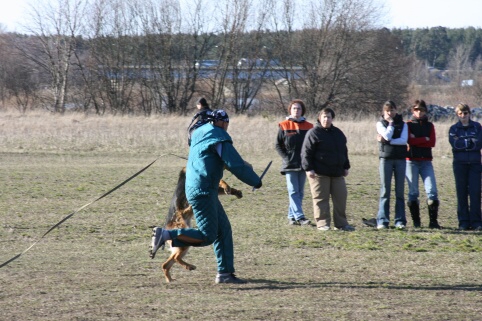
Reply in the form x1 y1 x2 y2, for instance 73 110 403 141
297 218 311 225
215 273 247 284
317 226 330 231
149 227 165 259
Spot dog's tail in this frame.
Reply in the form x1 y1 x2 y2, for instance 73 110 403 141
164 168 189 228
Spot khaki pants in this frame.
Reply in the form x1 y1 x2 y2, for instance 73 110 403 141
307 174 348 228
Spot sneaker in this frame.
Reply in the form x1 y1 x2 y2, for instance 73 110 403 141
288 218 299 225
317 226 330 231
215 273 247 284
149 227 165 259
474 226 482 231
297 218 311 225
335 225 355 231
395 224 406 230
377 224 388 230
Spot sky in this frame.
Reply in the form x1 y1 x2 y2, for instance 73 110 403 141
1 0 482 32
384 0 482 29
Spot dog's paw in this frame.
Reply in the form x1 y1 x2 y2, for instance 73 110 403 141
231 189 243 199
185 264 196 271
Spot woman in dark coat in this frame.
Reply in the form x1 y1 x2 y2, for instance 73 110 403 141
301 107 354 231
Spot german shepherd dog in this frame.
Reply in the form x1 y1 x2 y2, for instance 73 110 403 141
161 167 243 283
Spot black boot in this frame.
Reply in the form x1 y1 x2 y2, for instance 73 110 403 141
408 201 421 228
428 199 441 229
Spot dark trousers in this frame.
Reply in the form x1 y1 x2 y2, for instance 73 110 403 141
453 162 482 228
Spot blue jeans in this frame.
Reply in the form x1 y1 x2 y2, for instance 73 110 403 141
453 162 482 229
285 171 307 220
377 158 407 226
405 160 438 202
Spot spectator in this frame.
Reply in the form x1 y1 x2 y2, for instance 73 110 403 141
406 99 440 228
376 100 408 229
275 100 314 226
448 103 482 231
187 97 212 145
301 107 354 231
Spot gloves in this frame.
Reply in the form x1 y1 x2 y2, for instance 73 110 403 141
254 181 262 189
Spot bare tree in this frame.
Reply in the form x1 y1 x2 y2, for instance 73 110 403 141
19 0 86 113
267 0 409 114
447 44 473 86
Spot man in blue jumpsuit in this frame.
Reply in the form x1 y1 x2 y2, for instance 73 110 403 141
150 110 262 284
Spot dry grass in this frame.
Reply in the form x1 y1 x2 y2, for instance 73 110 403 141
1 111 481 320
0 110 454 157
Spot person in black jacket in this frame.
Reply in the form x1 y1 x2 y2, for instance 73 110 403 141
275 100 313 225
187 97 213 146
448 103 482 230
301 107 354 231
376 100 408 230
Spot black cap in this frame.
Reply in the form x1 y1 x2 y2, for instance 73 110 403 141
211 109 229 123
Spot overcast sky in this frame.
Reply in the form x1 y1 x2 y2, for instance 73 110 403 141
1 0 481 32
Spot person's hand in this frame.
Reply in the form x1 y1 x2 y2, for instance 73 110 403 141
425 137 430 141
410 133 416 138
377 134 388 143
307 170 316 179
254 181 262 189
343 169 349 177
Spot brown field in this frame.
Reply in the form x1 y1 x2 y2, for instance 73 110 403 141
0 111 481 320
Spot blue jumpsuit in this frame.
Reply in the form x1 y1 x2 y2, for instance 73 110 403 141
168 123 261 273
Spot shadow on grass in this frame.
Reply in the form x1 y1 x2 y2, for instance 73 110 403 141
241 279 482 292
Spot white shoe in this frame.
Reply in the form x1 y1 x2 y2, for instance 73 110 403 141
377 224 388 230
317 226 330 231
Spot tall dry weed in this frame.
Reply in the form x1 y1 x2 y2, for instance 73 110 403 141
0 110 454 158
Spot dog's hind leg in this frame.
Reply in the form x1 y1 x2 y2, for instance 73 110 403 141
173 247 196 271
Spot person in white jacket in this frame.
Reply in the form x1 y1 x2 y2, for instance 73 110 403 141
376 100 408 230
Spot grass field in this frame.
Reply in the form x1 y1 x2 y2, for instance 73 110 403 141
1 112 481 320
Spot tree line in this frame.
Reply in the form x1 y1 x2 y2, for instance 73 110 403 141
0 0 479 116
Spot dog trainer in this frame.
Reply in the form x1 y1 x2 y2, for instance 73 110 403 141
150 109 262 284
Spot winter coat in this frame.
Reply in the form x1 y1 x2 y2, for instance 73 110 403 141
186 123 261 199
449 120 482 164
301 122 350 177
275 117 313 174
